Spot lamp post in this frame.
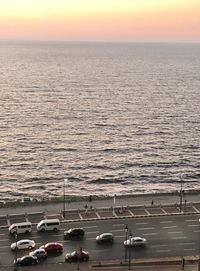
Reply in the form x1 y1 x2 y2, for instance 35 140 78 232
124 224 128 262
63 179 68 219
14 230 18 270
128 231 132 270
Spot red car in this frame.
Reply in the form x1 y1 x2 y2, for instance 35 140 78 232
65 250 89 262
40 242 63 253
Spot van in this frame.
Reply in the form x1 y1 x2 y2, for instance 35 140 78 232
37 219 60 232
9 222 32 235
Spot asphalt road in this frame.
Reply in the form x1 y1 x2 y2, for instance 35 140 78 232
0 213 199 268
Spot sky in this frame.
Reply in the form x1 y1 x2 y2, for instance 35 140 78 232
0 0 200 42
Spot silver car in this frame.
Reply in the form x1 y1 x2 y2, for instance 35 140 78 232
124 237 147 247
29 248 47 259
96 233 114 243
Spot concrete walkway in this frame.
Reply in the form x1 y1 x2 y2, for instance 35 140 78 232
0 191 200 216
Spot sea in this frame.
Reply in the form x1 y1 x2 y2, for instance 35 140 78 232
0 41 200 201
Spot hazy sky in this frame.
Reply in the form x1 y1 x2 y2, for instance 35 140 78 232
0 0 200 42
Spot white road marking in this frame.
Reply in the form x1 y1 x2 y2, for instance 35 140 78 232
163 226 177 229
187 224 199 227
143 233 158 236
135 222 148 225
112 229 124 232
179 242 195 246
137 227 155 230
185 219 197 222
193 230 200 233
87 231 99 234
160 221 173 224
152 244 168 248
172 237 187 240
157 249 171 253
112 224 124 227
84 226 98 229
168 231 183 234
117 235 126 238
0 239 9 242
184 248 196 251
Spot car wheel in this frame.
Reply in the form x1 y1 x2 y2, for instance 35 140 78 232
41 228 45 232
53 228 58 231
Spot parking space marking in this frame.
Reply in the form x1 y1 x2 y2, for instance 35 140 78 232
160 221 173 224
187 224 199 227
184 248 196 251
185 219 197 222
193 230 200 233
135 222 148 225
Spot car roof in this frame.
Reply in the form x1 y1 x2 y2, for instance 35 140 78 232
18 239 33 243
100 233 113 237
69 228 84 231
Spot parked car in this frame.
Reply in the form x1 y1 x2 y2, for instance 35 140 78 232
96 233 114 243
65 250 89 262
11 239 35 250
14 255 38 266
64 228 85 239
29 248 47 259
40 242 63 253
124 237 147 247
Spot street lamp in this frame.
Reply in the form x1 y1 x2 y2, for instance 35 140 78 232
128 231 132 270
124 224 128 261
14 230 18 270
63 179 68 219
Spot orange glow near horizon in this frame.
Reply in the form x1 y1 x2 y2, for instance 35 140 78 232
0 0 200 42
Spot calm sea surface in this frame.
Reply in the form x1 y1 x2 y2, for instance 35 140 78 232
0 41 200 200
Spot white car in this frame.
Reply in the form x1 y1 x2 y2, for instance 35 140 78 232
11 239 35 250
124 237 147 247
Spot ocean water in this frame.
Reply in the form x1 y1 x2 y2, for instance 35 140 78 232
0 41 200 200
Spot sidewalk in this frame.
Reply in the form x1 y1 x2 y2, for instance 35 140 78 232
0 191 200 216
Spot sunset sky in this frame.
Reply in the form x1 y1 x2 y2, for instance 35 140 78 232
0 0 200 42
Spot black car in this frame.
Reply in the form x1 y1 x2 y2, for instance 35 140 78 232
14 255 38 266
64 228 85 239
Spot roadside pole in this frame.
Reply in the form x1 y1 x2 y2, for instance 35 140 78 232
124 224 128 262
14 231 18 271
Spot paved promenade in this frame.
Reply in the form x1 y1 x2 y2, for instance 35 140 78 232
0 191 200 228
